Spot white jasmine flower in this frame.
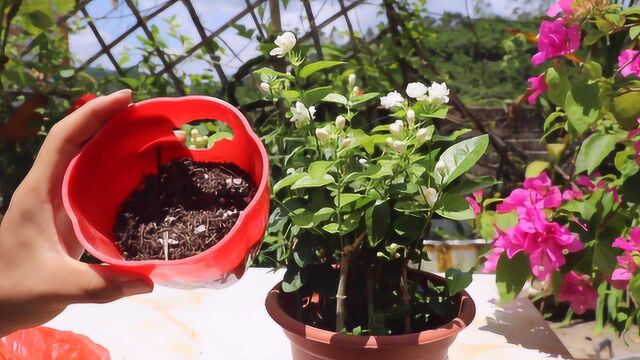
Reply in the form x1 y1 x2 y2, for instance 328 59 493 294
406 82 428 101
389 120 404 137
406 109 416 127
419 186 438 207
358 158 367 165
416 127 431 143
427 82 450 104
290 101 315 127
269 32 296 57
259 82 270 93
392 140 406 153
335 115 346 130
380 91 404 109
348 74 356 89
315 127 331 142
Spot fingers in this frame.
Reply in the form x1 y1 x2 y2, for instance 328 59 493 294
27 89 133 192
59 261 153 304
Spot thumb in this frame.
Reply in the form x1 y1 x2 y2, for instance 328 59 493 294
60 261 153 304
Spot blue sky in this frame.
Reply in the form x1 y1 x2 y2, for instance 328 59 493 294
68 0 551 79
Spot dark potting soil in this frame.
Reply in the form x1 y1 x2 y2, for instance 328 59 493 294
113 158 256 261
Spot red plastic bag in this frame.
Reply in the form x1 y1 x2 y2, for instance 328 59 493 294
0 327 110 360
62 96 270 288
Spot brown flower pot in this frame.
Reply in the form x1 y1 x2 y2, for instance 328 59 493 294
265 270 476 360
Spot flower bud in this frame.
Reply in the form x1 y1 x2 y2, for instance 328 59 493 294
416 127 430 142
335 115 346 130
190 128 199 137
389 120 404 137
386 137 394 147
348 73 356 88
340 137 352 147
435 160 447 176
392 140 406 153
358 158 367 165
421 186 438 207
259 82 270 92
406 109 416 127
315 127 331 142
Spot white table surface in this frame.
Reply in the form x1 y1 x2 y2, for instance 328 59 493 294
46 268 572 360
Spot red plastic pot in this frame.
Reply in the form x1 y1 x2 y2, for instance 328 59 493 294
265 270 475 360
62 96 269 288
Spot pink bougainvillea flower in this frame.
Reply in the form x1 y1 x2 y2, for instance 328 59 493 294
611 227 640 286
558 271 597 314
531 20 581 66
497 172 562 213
576 174 621 203
495 207 583 280
482 247 503 273
562 183 584 201
618 49 640 78
465 190 484 216
547 0 574 17
527 74 548 104
635 141 640 166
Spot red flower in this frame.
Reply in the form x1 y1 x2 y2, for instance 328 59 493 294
67 93 97 115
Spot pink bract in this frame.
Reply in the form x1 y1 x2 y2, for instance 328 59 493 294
527 74 548 105
497 172 562 213
558 271 597 315
531 20 581 66
618 49 640 78
611 227 640 286
546 0 574 17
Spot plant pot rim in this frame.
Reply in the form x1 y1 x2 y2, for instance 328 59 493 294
265 270 476 349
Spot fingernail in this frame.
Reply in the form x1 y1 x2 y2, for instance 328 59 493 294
114 88 133 97
123 279 153 296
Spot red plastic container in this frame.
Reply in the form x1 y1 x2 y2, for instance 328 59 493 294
62 96 269 288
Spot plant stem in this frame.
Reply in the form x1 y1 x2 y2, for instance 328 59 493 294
366 262 375 332
399 263 411 333
335 232 366 333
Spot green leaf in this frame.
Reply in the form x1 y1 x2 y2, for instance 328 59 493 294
564 81 601 136
322 223 340 234
351 92 379 106
613 92 640 130
593 240 617 276
445 268 473 295
207 131 233 147
299 61 346 78
308 161 333 179
322 93 348 106
120 77 139 88
496 252 530 304
304 86 333 105
584 29 606 45
365 200 390 247
291 174 335 189
273 173 305 193
631 26 640 40
27 10 54 30
525 161 550 178
434 134 489 186
436 194 475 220
630 275 640 305
230 23 255 39
448 175 497 195
254 67 294 80
282 267 304 292
59 69 75 78
575 133 617 174
545 68 570 107
543 111 565 132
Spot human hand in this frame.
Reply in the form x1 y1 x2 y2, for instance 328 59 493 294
0 89 153 336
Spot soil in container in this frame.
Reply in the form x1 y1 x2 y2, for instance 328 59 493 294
113 158 256 261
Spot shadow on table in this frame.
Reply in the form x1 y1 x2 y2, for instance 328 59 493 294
479 298 574 359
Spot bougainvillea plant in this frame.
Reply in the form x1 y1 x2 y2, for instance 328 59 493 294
478 0 640 333
257 32 490 335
